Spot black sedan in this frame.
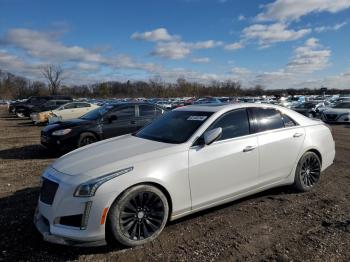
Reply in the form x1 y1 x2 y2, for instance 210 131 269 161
41 102 165 152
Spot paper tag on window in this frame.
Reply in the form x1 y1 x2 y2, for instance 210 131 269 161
187 116 207 121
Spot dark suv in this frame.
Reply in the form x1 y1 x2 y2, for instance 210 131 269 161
9 96 72 117
41 102 166 152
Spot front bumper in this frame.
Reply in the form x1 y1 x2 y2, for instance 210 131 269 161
41 133 77 151
34 208 106 247
34 167 109 246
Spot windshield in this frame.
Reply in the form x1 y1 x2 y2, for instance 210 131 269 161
333 102 350 109
80 105 112 120
135 111 213 144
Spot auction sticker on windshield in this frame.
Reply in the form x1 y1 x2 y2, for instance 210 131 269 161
187 116 208 121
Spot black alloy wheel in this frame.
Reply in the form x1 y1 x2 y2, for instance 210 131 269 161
108 185 169 247
294 151 321 192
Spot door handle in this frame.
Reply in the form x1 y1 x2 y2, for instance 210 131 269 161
243 145 257 152
293 133 303 138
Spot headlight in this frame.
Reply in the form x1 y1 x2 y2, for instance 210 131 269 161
74 167 134 197
52 128 72 136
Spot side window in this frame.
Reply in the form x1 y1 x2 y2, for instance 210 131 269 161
208 109 250 141
254 108 284 132
139 105 155 117
115 105 135 119
76 103 90 108
282 114 296 127
45 100 56 106
63 103 76 109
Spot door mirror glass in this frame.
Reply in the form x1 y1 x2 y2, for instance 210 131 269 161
203 127 222 145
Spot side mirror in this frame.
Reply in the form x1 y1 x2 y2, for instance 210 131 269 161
203 127 222 145
109 115 118 123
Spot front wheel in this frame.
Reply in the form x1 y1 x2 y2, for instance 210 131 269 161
108 185 169 247
294 151 321 192
77 132 97 147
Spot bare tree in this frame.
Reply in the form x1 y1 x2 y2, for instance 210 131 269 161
42 65 63 95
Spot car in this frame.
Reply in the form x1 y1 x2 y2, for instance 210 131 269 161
34 103 335 247
31 102 100 125
10 96 72 117
321 101 350 123
40 102 165 152
155 101 172 109
292 101 320 118
193 97 223 104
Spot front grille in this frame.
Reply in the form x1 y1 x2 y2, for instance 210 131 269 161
40 178 59 205
325 114 338 121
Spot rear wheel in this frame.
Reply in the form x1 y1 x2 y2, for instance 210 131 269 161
294 151 321 192
108 185 169 247
77 132 97 147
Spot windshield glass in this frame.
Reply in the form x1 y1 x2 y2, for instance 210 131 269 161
80 105 112 120
135 111 213 144
333 102 350 109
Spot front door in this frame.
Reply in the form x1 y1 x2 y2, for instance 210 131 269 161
102 105 137 139
189 109 259 209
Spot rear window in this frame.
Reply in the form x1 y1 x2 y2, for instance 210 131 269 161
253 108 284 132
282 114 297 127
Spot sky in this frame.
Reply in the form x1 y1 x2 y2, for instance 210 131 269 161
0 0 350 89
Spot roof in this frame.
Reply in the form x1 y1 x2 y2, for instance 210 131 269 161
174 102 317 126
175 103 287 112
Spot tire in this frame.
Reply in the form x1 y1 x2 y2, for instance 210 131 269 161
108 185 169 247
294 151 321 192
16 110 25 118
77 132 97 147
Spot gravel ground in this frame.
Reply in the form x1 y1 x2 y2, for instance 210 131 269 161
0 105 349 262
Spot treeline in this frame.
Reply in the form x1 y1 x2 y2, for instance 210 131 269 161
0 70 349 99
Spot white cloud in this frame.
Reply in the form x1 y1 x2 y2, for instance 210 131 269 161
251 38 332 88
224 41 244 50
131 28 177 42
286 37 331 73
2 28 105 64
238 14 246 21
151 40 222 59
256 0 350 22
230 67 251 75
242 23 311 46
191 57 211 63
315 21 347 32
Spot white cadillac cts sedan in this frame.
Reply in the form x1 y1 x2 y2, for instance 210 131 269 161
34 103 335 247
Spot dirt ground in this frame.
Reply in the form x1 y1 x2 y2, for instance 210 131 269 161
0 105 349 262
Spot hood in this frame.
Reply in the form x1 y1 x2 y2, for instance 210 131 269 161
43 118 93 133
323 108 350 114
52 134 176 177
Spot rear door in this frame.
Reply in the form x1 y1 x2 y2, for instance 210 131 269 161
58 103 76 120
102 105 137 138
250 108 305 183
73 102 91 118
